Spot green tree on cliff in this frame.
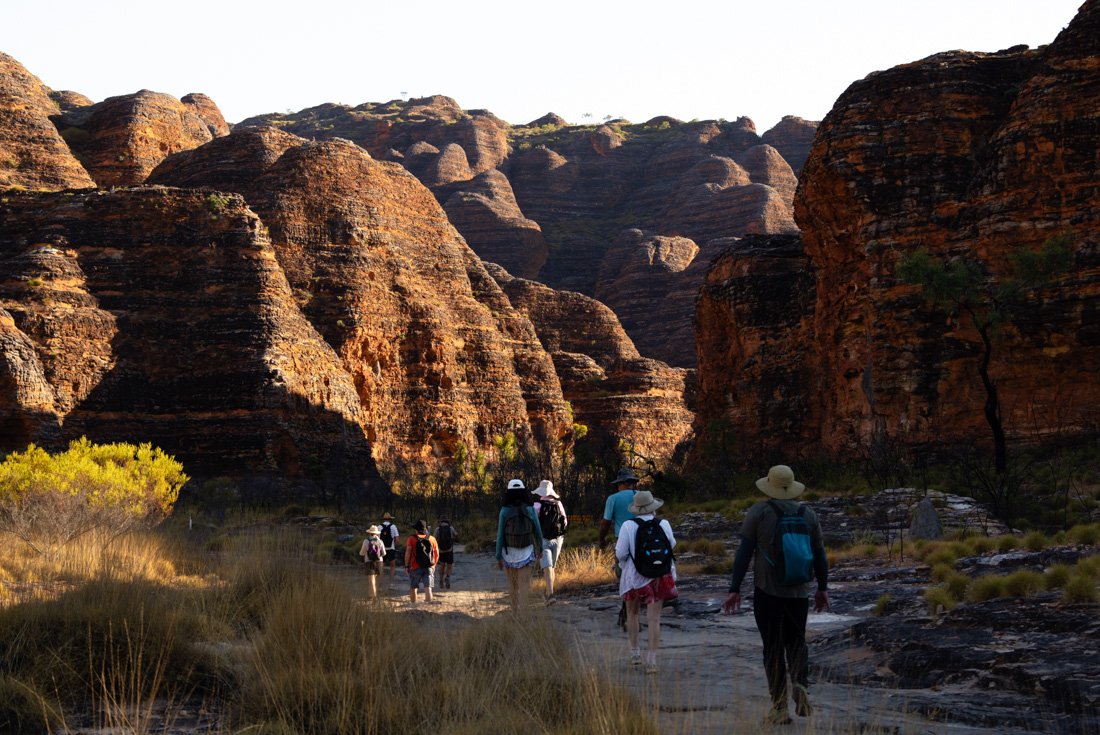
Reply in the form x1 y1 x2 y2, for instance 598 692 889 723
897 236 1073 475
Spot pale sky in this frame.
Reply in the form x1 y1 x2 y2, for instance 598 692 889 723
2 0 1084 132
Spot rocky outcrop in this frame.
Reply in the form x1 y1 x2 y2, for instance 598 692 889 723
182 93 231 137
694 0 1100 460
735 144 798 204
525 113 566 128
443 170 548 279
760 115 818 176
147 125 303 190
47 90 93 115
489 265 694 459
152 130 573 463
0 53 95 191
54 89 214 187
0 188 383 494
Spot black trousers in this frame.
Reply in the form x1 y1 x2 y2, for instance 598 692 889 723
752 587 810 707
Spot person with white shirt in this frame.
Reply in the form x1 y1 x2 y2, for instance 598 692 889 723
615 490 677 674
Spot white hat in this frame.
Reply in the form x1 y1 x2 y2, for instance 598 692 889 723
534 480 559 499
627 490 664 515
507 478 525 490
756 465 806 500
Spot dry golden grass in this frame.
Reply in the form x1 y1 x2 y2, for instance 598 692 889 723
553 545 618 592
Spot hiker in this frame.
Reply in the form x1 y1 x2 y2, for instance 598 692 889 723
616 489 677 674
358 525 387 599
379 512 400 590
721 465 830 725
534 480 568 603
433 517 459 589
405 519 439 603
598 467 640 550
495 479 544 610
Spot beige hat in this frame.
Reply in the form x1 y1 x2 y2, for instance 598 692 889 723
367 525 381 535
382 512 393 520
756 465 806 500
627 490 663 515
534 480 559 499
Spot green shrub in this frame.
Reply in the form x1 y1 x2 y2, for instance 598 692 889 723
931 563 955 583
924 586 956 614
925 548 958 567
945 572 971 602
1022 531 1048 552
967 574 1008 603
1076 555 1100 581
873 594 893 617
970 537 996 554
949 541 974 558
1004 570 1043 597
997 535 1021 552
686 538 727 556
1067 523 1100 546
1062 574 1099 604
1043 563 1073 590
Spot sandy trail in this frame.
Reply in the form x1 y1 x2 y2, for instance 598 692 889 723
338 545 1011 735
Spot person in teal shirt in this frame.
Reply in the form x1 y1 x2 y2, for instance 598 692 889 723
599 467 639 549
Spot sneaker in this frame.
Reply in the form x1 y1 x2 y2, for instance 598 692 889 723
763 708 792 725
793 684 813 717
444 576 451 589
545 595 557 606
644 661 659 674
629 652 643 666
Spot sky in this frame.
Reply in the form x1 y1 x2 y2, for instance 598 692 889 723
2 0 1085 132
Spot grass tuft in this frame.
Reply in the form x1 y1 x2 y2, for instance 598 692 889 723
1043 563 1073 590
1062 574 1099 604
967 574 1008 603
1003 569 1043 597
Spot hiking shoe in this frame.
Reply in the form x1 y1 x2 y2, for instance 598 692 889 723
629 652 643 666
545 595 557 606
763 708 792 725
444 576 451 589
793 684 813 717
644 661 659 674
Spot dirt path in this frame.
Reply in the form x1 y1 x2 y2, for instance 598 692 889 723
338 545 1014 735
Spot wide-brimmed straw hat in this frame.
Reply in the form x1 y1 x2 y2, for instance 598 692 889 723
382 512 393 521
627 490 663 515
756 465 806 500
612 467 639 485
535 480 559 499
367 525 381 535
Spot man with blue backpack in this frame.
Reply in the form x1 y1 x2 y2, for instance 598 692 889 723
721 465 830 725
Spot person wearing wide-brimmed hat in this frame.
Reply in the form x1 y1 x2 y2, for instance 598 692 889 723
358 525 387 598
379 512 400 590
615 489 677 674
495 479 544 611
599 467 640 550
721 465 830 724
533 480 568 603
433 517 459 589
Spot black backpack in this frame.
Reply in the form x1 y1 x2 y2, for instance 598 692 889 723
764 500 814 586
630 518 674 579
380 522 396 547
436 524 453 552
413 535 435 568
538 502 566 540
503 506 535 551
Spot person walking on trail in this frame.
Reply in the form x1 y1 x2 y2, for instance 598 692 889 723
616 489 678 674
721 465 830 725
359 525 387 599
495 479 543 611
379 513 400 590
405 519 439 604
599 467 640 550
534 480 568 604
433 517 458 589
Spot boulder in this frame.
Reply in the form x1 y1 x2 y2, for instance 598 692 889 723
908 499 944 541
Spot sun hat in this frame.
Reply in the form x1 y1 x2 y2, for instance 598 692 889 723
414 519 427 533
534 480 559 499
507 478 525 490
627 490 663 515
612 467 639 485
382 512 393 520
756 465 806 500
367 525 381 535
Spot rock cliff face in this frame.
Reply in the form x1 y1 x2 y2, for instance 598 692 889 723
0 53 94 190
488 265 694 459
0 188 383 493
760 116 818 177
151 129 573 464
55 90 218 187
695 0 1100 458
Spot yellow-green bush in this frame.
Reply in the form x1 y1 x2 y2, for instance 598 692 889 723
1062 574 1099 604
945 572 971 601
1022 532 1049 552
1004 570 1043 597
931 563 955 583
1067 524 1100 546
970 536 996 554
924 586 957 614
1076 555 1100 581
967 574 1008 603
1043 563 1073 590
997 535 1021 552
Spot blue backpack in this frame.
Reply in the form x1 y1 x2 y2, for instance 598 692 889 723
763 500 814 586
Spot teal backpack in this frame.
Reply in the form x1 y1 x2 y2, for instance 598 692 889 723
764 501 814 586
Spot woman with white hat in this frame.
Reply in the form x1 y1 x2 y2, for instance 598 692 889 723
615 489 677 674
358 525 387 599
495 479 544 610
534 480 568 603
